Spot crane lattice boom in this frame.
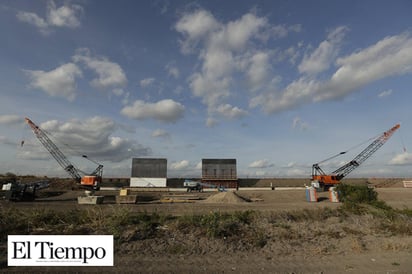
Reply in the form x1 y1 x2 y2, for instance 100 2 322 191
25 117 102 190
25 117 82 181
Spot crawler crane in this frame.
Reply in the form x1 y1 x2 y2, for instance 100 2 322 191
311 123 400 190
25 117 103 191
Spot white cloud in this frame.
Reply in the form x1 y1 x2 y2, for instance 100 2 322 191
250 77 320 113
259 24 301 41
389 152 412 165
284 46 301 65
189 71 231 108
216 104 248 119
176 10 272 119
166 64 180 78
16 140 50 160
316 32 412 101
25 63 82 101
224 13 267 51
288 24 302 33
378 89 393 98
0 135 19 146
16 0 82 35
140 78 155 88
121 99 185 123
175 9 220 53
112 88 124 96
285 168 307 177
27 116 151 162
251 32 412 113
121 92 130 105
47 0 83 28
116 122 136 134
158 0 170 14
299 26 348 75
16 11 49 34
73 48 127 89
170 160 189 170
206 117 217 127
285 162 296 168
151 129 170 138
0 115 23 126
174 85 184 95
24 48 127 101
249 159 274 168
246 51 272 91
292 117 309 130
176 9 301 122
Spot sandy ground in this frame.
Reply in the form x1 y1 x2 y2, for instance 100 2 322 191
2 186 412 273
5 187 412 213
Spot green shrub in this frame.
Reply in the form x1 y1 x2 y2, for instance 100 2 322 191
335 184 378 204
232 210 255 225
271 208 339 223
250 228 268 248
175 211 256 239
199 211 237 238
336 183 399 219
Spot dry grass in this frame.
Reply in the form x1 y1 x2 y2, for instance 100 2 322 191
1 194 412 261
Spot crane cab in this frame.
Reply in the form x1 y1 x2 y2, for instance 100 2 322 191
81 176 101 191
311 175 340 191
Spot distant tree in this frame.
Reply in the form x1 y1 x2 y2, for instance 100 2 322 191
5 172 17 178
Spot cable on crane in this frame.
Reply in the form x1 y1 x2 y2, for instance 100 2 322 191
38 125 101 168
398 126 407 152
315 133 380 165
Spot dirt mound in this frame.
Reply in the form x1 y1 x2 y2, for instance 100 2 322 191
203 191 248 204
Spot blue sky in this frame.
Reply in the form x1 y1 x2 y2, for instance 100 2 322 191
1 0 412 178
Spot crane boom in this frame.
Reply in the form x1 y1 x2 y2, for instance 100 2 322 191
25 117 82 181
312 123 400 189
25 117 102 190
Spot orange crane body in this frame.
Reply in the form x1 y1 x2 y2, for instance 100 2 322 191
312 175 340 185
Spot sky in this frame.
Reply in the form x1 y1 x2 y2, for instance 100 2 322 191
1 0 412 179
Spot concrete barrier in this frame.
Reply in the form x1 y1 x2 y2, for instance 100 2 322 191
329 187 339 203
116 195 137 204
403 181 412 188
305 187 318 202
77 196 104 204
